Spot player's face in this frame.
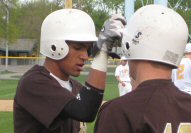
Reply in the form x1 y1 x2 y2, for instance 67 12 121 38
57 41 92 79
121 60 127 66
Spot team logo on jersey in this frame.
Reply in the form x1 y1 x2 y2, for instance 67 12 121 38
76 93 81 100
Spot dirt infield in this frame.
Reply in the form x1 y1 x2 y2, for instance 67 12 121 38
0 100 107 112
0 100 13 112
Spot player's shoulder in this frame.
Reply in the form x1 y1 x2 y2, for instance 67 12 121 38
100 94 134 112
20 65 53 85
118 65 124 70
116 65 121 69
181 58 191 63
99 99 120 114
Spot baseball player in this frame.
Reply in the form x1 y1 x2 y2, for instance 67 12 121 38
172 43 191 95
95 4 191 133
115 56 132 96
13 9 126 133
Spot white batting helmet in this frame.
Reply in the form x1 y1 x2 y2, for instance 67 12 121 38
185 43 191 53
120 56 128 61
122 4 188 67
40 9 98 60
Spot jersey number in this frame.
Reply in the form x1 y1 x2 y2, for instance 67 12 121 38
177 65 184 80
164 123 191 133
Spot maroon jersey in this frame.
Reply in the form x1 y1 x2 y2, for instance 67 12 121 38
14 65 83 133
95 79 191 133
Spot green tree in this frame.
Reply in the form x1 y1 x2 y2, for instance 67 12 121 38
17 0 60 39
0 0 20 42
167 0 191 41
73 0 110 33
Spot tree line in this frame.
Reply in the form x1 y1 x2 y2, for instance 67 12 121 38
0 0 190 53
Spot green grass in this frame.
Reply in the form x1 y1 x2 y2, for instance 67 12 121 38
0 74 119 133
0 112 14 133
0 80 18 99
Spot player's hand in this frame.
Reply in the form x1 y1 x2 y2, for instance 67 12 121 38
97 14 126 52
90 15 126 72
121 82 126 87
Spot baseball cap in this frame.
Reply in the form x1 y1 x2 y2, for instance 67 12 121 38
120 56 128 61
185 43 191 53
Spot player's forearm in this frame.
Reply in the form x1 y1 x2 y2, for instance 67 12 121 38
86 50 108 90
86 69 106 90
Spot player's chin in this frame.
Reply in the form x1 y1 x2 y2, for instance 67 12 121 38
71 71 81 77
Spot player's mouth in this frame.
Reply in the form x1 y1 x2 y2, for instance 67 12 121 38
76 64 84 71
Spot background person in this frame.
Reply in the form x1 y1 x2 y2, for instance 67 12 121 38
172 43 191 95
13 9 126 133
94 4 191 133
115 56 132 96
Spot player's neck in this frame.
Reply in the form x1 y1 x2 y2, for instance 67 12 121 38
44 58 70 81
135 61 172 85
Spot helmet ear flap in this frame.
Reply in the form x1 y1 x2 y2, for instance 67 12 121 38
41 40 69 60
122 41 131 57
122 30 132 57
125 42 130 50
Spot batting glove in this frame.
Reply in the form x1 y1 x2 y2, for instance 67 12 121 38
97 14 127 52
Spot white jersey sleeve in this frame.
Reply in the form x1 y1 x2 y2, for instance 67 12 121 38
172 58 191 95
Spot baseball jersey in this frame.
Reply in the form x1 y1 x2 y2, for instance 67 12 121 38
14 65 82 133
95 79 191 133
115 64 131 82
172 58 191 95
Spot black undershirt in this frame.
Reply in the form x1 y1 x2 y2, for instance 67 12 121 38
62 82 104 122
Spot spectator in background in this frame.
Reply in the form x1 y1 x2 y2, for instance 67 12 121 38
115 56 132 96
172 43 191 95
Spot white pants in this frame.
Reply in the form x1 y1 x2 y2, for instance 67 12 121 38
118 82 132 96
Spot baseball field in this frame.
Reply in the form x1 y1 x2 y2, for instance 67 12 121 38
0 74 119 133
